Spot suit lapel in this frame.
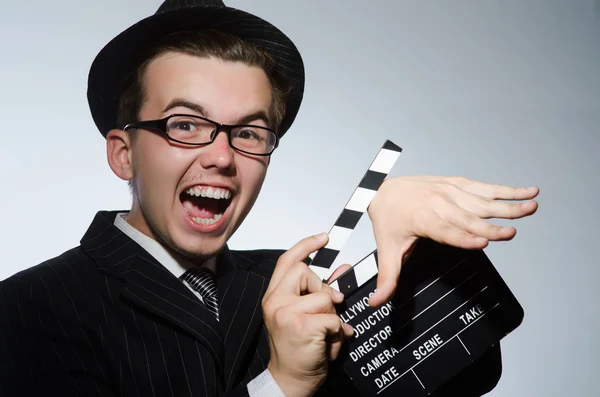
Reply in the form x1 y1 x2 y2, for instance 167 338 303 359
120 254 225 370
216 248 270 390
80 211 225 374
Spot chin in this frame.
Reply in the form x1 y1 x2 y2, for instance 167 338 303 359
172 240 224 262
167 224 232 262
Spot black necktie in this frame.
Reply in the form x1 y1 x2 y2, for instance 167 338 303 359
181 267 219 320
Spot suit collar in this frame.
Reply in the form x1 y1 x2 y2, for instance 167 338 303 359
79 210 139 278
112 211 216 278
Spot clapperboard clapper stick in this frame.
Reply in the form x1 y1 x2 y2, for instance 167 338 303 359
307 140 525 397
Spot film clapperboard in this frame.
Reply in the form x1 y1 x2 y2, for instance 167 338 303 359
307 140 524 396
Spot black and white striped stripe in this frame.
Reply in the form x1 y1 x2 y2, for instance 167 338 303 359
181 267 220 320
329 249 379 298
308 140 402 282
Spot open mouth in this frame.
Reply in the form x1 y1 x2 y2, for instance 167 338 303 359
181 186 233 226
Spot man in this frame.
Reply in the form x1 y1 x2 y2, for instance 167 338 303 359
0 1 539 396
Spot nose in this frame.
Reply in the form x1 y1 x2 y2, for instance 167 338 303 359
197 129 235 170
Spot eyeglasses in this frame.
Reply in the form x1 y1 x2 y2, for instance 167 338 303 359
123 113 279 156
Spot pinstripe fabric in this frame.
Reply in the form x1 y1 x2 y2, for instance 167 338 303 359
0 211 274 397
0 210 501 397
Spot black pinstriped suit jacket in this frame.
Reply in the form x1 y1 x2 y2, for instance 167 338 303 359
0 210 501 396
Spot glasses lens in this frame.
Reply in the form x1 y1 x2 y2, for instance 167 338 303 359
166 115 214 143
231 126 276 154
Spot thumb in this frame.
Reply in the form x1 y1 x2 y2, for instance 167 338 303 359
369 236 417 307
326 264 353 284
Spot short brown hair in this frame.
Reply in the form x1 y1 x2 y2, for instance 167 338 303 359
116 29 291 136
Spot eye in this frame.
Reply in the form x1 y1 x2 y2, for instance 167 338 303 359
235 129 263 141
171 120 197 131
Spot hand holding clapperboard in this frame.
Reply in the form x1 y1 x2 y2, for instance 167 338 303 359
306 140 527 396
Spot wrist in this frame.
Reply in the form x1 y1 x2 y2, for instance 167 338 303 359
267 361 321 397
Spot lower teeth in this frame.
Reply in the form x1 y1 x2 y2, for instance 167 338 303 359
191 213 223 225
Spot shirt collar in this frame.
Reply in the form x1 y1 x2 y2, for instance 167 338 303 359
113 212 215 278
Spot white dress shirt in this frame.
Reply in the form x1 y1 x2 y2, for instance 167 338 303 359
113 213 284 397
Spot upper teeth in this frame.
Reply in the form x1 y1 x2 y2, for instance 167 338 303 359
186 186 232 200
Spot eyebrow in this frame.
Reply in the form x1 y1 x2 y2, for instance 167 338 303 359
162 98 272 128
162 98 207 116
237 111 271 127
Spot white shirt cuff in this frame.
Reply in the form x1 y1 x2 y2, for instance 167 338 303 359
247 368 286 397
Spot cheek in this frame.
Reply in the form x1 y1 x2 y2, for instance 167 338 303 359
132 144 191 196
238 157 268 198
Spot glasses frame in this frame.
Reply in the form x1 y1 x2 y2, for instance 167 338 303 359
122 113 280 156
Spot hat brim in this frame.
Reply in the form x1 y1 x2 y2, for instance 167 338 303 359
87 6 304 139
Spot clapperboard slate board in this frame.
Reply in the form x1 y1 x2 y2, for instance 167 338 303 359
332 239 524 396
307 140 524 396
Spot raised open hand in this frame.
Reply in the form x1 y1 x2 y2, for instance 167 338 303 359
367 175 539 307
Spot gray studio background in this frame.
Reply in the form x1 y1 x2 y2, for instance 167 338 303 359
1 0 598 395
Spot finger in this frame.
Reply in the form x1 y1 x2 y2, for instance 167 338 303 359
425 215 489 250
312 313 347 361
445 187 539 220
449 177 540 201
465 198 539 220
326 322 345 361
327 319 354 361
328 338 343 361
445 205 518 241
275 262 344 303
327 326 349 362
326 264 352 284
267 233 329 294
292 291 337 315
342 320 354 338
316 313 348 339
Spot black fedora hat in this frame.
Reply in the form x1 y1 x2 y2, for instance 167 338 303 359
87 0 304 139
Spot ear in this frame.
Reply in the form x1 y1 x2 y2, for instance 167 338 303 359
106 129 135 181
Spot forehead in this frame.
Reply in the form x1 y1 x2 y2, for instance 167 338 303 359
140 52 273 121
